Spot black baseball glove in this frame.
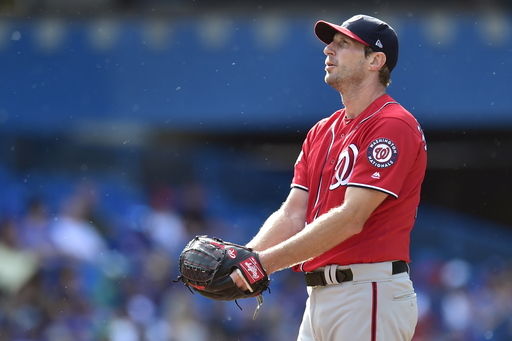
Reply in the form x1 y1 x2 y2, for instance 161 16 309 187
175 235 270 302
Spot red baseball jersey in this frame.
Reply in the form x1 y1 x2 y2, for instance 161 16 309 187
292 94 427 272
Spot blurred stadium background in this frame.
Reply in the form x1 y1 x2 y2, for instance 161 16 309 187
0 0 510 340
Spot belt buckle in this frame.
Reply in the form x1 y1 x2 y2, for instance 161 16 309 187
323 264 340 285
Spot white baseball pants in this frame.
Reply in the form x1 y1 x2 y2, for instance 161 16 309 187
297 261 418 341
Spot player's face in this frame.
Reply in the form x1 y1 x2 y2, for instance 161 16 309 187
323 33 368 91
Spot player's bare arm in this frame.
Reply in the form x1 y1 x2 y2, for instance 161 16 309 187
258 186 388 275
246 187 308 251
230 187 307 290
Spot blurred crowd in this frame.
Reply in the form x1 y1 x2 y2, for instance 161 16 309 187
0 178 307 341
0 177 510 340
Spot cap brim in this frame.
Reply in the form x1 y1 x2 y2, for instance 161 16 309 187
314 20 369 47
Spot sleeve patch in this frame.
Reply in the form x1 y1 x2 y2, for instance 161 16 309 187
366 138 398 168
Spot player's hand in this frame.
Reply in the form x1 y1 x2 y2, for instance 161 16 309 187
176 236 270 301
230 270 249 291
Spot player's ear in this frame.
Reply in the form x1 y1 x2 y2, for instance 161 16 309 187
368 52 386 71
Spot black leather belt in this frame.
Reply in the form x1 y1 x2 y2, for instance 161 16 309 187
304 261 409 287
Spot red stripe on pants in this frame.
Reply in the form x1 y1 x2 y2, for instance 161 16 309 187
371 282 378 341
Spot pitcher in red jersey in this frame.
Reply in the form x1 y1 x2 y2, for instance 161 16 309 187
232 14 427 341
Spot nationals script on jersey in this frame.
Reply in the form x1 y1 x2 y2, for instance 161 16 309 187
292 94 427 272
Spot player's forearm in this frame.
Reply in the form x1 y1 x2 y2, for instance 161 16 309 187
247 208 303 251
259 187 388 274
258 205 364 274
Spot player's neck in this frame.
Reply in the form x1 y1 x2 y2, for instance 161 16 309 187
341 84 386 119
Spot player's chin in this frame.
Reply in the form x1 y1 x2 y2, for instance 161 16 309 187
324 75 337 86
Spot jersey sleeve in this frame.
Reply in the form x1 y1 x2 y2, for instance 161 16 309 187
291 120 322 193
291 141 309 191
348 117 424 198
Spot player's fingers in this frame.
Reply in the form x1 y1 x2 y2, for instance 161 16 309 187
230 270 249 291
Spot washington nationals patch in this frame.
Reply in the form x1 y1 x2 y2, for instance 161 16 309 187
366 138 398 168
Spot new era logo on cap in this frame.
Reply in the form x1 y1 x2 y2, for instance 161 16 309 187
346 14 363 23
375 39 383 48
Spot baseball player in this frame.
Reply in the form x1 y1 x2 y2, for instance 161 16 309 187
230 14 427 340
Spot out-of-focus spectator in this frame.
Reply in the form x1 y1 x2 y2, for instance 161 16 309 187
18 197 56 260
0 217 39 296
49 192 108 263
180 181 212 236
142 185 187 257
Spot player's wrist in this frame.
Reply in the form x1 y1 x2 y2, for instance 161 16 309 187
257 251 276 276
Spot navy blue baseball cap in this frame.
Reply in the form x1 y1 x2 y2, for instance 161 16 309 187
314 14 399 72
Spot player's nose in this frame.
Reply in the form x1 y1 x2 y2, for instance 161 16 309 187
323 43 335 56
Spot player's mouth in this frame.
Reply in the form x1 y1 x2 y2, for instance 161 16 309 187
325 62 336 71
